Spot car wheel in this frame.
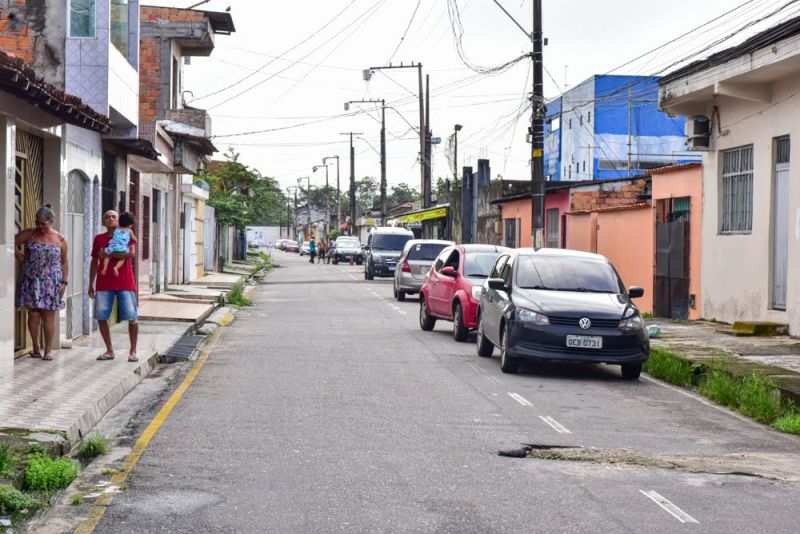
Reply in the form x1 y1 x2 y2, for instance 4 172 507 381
499 323 519 374
333 257 338 265
476 314 494 357
419 297 436 331
621 363 642 380
397 289 406 302
452 303 468 342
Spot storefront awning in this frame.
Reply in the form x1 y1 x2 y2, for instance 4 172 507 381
393 204 448 224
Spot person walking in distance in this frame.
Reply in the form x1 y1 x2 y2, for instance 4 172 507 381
267 240 274 257
89 210 139 362
14 204 68 361
317 238 326 265
308 237 316 264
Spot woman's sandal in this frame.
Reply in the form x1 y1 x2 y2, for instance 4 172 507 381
128 353 139 362
96 353 115 361
30 351 42 359
42 353 54 361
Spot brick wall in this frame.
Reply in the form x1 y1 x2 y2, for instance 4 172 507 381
569 177 650 212
0 2 38 64
141 6 206 24
139 35 160 123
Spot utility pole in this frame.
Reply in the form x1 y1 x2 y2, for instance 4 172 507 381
453 124 463 182
364 63 425 214
424 73 432 209
323 156 340 229
345 100 387 220
341 132 362 236
627 84 633 176
312 164 330 236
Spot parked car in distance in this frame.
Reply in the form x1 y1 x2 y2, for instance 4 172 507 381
364 226 415 280
283 240 299 253
393 239 453 301
476 248 649 379
299 242 311 256
419 244 509 341
331 236 363 264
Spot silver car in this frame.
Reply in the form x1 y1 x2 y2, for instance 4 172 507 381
393 239 454 301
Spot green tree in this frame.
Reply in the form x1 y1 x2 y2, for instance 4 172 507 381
388 183 420 206
202 148 286 230
356 176 379 213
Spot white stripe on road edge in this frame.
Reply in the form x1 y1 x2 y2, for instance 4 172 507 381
348 274 357 280
639 490 699 524
507 392 533 407
538 415 571 434
468 363 483 374
488 376 503 385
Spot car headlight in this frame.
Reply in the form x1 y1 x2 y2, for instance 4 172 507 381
471 286 482 300
619 314 644 331
518 308 549 325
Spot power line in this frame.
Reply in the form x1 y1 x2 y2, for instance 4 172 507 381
385 0 423 65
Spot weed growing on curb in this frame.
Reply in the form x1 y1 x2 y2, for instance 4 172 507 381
24 455 78 491
227 282 251 306
699 370 739 408
643 348 695 387
738 374 782 424
70 493 83 506
77 435 108 462
773 412 800 435
0 443 19 478
0 484 35 515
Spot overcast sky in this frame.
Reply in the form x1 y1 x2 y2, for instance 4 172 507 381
144 0 795 195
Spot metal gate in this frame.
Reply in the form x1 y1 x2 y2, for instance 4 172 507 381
14 130 43 355
772 137 790 310
64 171 88 339
655 198 690 319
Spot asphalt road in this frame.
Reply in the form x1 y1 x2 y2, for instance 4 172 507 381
95 251 800 533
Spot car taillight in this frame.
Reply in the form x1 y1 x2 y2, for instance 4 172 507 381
401 260 411 273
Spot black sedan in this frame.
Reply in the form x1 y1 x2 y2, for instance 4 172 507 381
476 248 649 379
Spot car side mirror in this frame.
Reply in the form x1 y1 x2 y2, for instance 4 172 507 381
628 286 644 299
487 278 508 291
441 266 457 277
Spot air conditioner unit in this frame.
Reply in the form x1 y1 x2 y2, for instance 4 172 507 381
686 115 710 150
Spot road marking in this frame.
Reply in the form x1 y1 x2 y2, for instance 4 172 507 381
74 328 223 534
639 490 699 524
348 274 357 280
507 392 533 407
488 376 503 385
539 415 571 434
468 363 483 374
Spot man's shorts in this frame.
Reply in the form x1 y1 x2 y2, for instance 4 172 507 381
94 290 138 321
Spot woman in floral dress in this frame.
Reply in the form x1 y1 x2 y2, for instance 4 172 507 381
15 205 69 361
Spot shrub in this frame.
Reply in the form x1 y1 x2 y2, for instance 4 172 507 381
737 374 782 424
77 435 108 462
0 484 35 515
643 348 695 387
0 443 18 478
24 455 78 491
699 370 739 408
773 412 800 435
227 282 251 306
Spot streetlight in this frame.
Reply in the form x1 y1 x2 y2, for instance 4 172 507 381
322 156 340 229
298 177 311 240
312 164 329 236
453 124 463 182
346 99 387 219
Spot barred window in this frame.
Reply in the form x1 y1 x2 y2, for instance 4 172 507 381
546 208 560 248
721 145 753 234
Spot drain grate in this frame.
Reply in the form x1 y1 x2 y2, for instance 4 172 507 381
163 334 206 362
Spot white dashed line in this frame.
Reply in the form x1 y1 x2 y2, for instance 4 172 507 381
507 392 533 407
538 415 571 434
468 363 483 374
640 490 699 524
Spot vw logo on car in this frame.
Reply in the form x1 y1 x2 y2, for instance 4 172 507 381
579 317 592 330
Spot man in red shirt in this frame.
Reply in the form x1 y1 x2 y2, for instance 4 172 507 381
89 210 138 362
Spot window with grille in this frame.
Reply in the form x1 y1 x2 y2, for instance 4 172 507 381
503 218 518 248
142 195 151 260
720 145 753 234
546 208 559 248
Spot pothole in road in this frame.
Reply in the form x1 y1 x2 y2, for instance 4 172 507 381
497 445 800 483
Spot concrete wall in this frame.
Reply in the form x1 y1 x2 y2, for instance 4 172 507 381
0 0 66 84
652 165 703 320
565 212 596 253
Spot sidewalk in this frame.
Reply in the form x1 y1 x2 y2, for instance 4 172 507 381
651 319 800 403
0 268 254 449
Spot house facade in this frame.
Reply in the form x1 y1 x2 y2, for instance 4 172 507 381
545 75 697 182
659 16 800 332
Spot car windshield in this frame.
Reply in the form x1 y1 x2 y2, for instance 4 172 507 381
408 243 449 261
372 234 412 251
336 239 359 248
516 255 622 293
463 252 502 278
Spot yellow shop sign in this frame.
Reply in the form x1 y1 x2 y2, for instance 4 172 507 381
399 206 447 223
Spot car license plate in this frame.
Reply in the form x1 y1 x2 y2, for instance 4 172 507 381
566 335 603 349
388 265 395 272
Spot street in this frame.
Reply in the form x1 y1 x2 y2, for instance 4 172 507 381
94 251 800 533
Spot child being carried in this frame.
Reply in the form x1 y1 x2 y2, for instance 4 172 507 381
100 211 137 277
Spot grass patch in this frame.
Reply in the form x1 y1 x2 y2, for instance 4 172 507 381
737 374 782 424
772 412 800 435
0 484 35 515
76 435 108 462
24 455 78 491
0 443 19 478
227 281 251 306
698 370 739 408
70 493 83 506
642 348 696 387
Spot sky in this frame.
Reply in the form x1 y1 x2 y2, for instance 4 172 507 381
143 0 799 195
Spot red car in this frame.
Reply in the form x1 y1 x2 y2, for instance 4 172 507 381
419 244 510 341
